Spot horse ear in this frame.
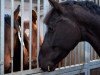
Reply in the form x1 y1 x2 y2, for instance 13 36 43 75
14 5 20 21
48 0 65 14
32 10 37 24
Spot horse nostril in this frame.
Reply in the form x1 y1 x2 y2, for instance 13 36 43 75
40 62 55 72
10 62 11 66
32 60 37 64
27 57 29 62
31 60 37 68
48 66 50 72
47 62 55 72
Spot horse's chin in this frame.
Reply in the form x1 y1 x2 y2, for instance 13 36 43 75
41 66 55 72
40 62 56 72
4 66 11 73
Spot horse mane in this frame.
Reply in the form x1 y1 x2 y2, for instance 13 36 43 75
44 1 100 25
5 14 11 25
64 1 100 15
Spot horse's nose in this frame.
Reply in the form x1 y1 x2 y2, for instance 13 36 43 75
32 60 37 68
40 62 55 72
47 65 55 72
4 62 11 73
40 65 55 72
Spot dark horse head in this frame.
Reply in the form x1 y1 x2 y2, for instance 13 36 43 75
39 0 100 71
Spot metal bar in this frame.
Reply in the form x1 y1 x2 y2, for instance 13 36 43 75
43 0 49 36
59 0 62 2
0 0 5 74
70 51 72 66
94 49 97 60
74 47 76 65
37 0 40 68
84 42 90 63
11 0 14 73
97 0 99 5
81 43 84 63
21 0 24 72
90 46 92 60
78 43 80 64
64 56 67 67
29 0 32 69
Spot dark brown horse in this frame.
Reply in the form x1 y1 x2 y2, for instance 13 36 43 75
39 0 100 71
4 5 20 73
4 5 29 73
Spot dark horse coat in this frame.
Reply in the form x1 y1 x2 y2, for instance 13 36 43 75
39 0 100 71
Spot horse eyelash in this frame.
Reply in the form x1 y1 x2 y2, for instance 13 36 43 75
49 27 54 32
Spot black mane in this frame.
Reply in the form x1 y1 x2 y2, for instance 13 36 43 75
5 14 11 25
62 1 100 15
44 1 100 25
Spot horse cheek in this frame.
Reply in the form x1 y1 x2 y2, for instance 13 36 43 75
23 47 29 65
4 54 11 70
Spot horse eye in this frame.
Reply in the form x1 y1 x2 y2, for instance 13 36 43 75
52 46 56 49
49 27 54 32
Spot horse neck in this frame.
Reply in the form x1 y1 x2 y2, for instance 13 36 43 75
73 5 100 54
78 19 100 54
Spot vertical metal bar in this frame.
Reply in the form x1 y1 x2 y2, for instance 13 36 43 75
11 0 14 73
37 0 40 68
21 0 24 72
74 47 76 65
90 46 92 60
59 0 62 2
97 0 99 5
94 49 97 60
70 51 72 66
29 0 32 69
82 42 85 63
84 42 90 63
78 43 80 64
64 55 67 67
43 0 49 36
0 0 5 74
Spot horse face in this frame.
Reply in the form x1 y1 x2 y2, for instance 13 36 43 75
4 5 20 73
39 17 80 71
17 10 38 69
39 0 81 71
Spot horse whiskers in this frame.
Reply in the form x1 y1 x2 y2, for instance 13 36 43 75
48 66 50 72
